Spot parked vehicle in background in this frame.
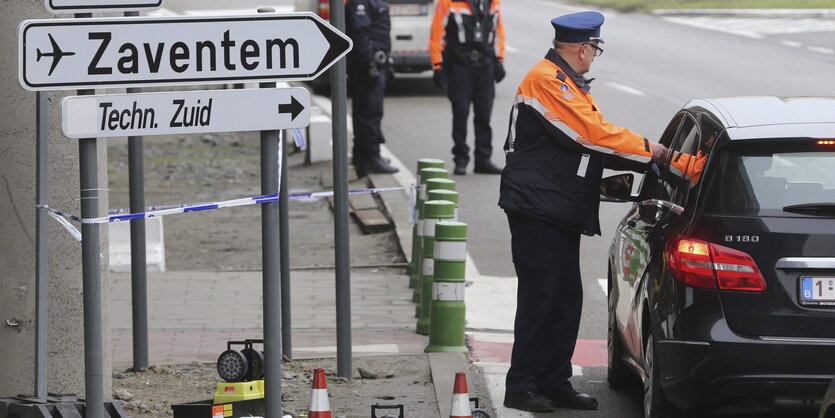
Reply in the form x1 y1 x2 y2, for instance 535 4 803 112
295 0 435 80
602 96 835 418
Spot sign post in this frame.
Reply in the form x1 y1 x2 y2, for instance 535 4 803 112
19 13 352 91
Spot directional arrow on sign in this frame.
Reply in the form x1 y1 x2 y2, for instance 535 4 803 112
61 87 311 138
19 12 352 91
278 96 305 121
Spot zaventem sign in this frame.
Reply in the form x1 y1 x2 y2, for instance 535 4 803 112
61 88 311 138
18 13 352 91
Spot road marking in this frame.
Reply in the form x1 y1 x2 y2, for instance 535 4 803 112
606 82 645 96
598 278 607 296
809 46 835 54
664 16 835 40
781 40 803 47
505 45 519 53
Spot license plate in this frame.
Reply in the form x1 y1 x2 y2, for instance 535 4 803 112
799 276 835 306
390 4 427 15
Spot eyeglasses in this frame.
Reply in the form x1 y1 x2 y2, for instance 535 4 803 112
583 42 604 57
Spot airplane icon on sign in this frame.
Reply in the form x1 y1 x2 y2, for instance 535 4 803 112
36 33 76 76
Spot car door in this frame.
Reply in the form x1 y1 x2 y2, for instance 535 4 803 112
617 113 702 357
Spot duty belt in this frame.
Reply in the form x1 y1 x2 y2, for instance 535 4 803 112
446 48 491 65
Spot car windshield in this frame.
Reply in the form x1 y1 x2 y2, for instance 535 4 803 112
703 143 835 216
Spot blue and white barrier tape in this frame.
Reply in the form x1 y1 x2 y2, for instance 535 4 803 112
40 186 406 226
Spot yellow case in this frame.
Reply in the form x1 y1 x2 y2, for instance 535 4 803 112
213 380 265 404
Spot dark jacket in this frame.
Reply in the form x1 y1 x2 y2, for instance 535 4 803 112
346 0 391 67
499 49 651 236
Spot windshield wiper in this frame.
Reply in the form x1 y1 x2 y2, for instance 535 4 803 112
783 203 835 215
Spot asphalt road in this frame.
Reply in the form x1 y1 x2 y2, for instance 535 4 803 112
379 2 835 416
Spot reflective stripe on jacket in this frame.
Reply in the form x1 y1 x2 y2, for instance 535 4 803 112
429 0 506 70
499 49 652 235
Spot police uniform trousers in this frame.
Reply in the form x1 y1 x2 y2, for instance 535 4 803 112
505 210 583 395
348 63 389 163
445 59 495 167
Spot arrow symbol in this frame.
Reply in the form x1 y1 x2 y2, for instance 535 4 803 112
278 95 304 121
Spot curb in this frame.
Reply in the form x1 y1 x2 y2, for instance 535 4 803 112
651 8 835 18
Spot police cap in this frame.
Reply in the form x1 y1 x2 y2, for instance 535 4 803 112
551 11 605 44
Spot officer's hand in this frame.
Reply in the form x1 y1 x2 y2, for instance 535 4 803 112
650 142 671 164
494 61 506 83
432 69 447 90
368 61 380 84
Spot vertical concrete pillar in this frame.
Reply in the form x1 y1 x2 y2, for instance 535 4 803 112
0 2 112 397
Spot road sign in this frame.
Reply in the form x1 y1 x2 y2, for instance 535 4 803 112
45 0 163 13
19 13 352 91
61 87 311 138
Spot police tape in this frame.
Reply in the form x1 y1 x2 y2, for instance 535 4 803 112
39 186 407 241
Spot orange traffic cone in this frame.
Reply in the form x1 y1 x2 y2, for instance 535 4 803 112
309 368 332 418
449 372 472 418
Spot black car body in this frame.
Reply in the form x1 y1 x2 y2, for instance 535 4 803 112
602 96 835 417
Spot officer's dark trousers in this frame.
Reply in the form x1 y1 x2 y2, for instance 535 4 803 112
445 60 495 167
505 211 583 395
348 64 388 163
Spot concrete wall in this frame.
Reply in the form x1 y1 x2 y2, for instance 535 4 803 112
0 0 112 398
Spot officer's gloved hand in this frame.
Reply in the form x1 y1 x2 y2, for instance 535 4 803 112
494 60 506 83
432 68 447 90
368 61 380 84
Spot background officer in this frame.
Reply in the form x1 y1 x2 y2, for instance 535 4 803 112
497 11 669 412
346 0 399 175
429 0 506 175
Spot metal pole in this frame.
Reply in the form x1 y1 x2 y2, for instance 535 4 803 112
124 10 149 373
329 0 352 379
75 12 104 418
34 91 48 400
279 130 292 360
258 8 282 415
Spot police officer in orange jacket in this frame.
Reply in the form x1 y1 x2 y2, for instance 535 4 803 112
498 12 669 412
346 0 399 176
429 0 506 175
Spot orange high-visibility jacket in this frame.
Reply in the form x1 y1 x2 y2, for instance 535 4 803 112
429 0 505 70
499 49 653 235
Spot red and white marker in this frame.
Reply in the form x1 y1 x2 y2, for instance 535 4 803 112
449 372 472 418
309 368 332 418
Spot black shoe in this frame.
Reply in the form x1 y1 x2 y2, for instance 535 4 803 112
543 389 598 410
473 161 502 174
363 157 399 174
503 390 555 412
453 164 466 175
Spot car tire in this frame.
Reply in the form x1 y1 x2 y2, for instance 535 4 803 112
643 335 680 418
607 283 631 388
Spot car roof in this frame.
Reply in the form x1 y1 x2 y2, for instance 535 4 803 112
685 96 835 141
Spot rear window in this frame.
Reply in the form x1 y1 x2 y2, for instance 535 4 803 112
702 142 835 216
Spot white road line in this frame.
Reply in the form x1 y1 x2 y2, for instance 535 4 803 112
809 46 835 55
598 278 607 296
505 45 520 53
606 81 646 96
781 40 803 48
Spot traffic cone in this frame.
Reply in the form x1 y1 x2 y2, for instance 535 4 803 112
309 368 331 418
449 372 472 418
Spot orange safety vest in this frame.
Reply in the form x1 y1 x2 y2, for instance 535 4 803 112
499 49 652 235
429 0 505 70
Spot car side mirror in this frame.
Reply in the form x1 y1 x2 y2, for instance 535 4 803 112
600 173 637 202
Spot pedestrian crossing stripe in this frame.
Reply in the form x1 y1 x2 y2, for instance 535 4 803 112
663 16 835 39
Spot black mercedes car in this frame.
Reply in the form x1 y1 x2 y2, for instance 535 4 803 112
601 96 835 417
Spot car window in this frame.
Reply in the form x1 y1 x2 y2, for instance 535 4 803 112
640 114 684 202
703 143 835 216
656 115 701 205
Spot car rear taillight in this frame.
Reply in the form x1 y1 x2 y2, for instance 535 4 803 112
667 236 766 291
318 0 330 19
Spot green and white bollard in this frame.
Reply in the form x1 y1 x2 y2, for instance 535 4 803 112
416 200 456 335
410 167 449 294
413 178 456 310
425 221 468 352
427 189 459 221
407 159 445 279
